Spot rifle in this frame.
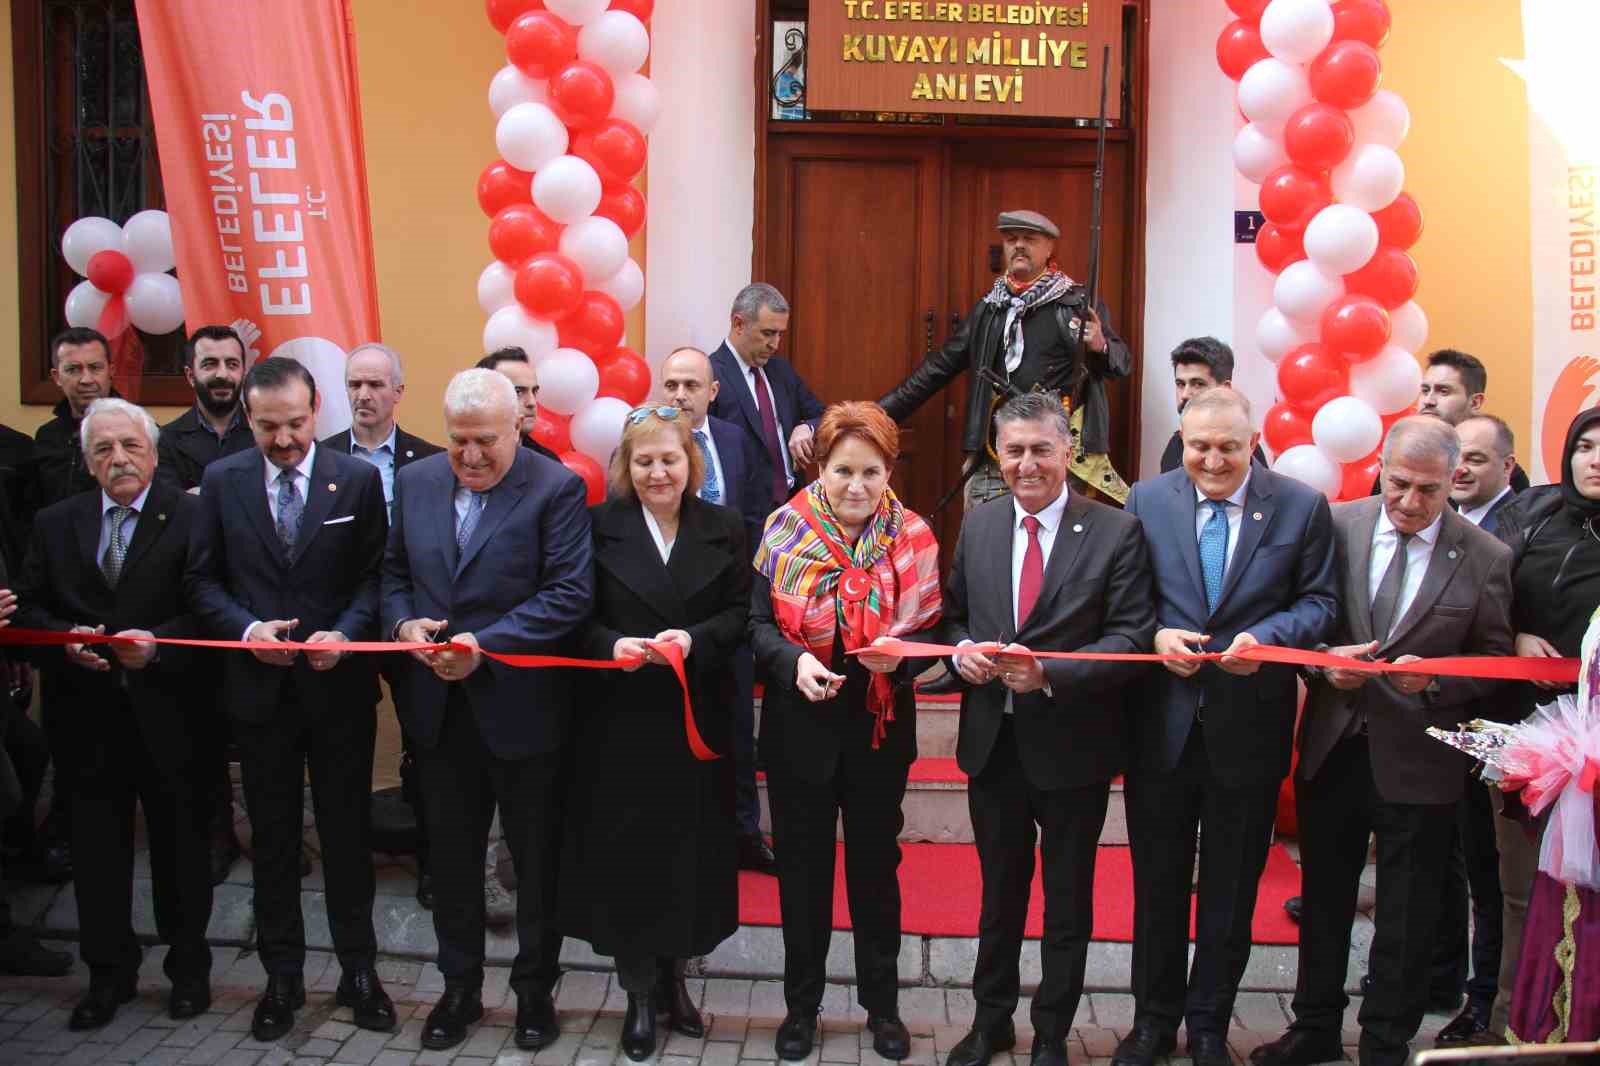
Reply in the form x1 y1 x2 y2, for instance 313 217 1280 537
1073 44 1112 350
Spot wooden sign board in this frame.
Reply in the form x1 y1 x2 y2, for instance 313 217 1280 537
805 1 1124 120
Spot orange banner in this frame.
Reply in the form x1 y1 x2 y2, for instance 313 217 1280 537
134 0 378 438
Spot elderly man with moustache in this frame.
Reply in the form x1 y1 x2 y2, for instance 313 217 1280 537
15 398 214 1031
383 369 593 1052
1252 417 1514 1066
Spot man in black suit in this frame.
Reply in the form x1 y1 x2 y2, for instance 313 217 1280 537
707 283 825 510
15 397 214 1030
383 369 593 1052
186 358 395 1042
1157 338 1266 474
478 348 563 463
659 345 775 873
943 392 1155 1066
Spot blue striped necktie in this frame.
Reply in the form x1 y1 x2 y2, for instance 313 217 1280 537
1199 499 1229 611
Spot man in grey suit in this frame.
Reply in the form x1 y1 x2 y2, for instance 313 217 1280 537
1121 389 1338 1066
1252 417 1514 1066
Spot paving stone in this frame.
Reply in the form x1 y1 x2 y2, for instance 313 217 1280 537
460 1024 511 1057
822 1027 862 1063
1087 995 1133 1032
585 1015 623 1049
945 990 976 1027
373 896 439 960
183 1030 253 1064
533 1030 586 1065
558 973 609 1015
1233 992 1290 1033
218 1049 267 1066
699 1042 742 1066
896 987 947 1032
1239 948 1298 993
370 1052 417 1066
823 935 922 986
573 1046 619 1066
703 979 753 1018
1082 943 1132 992
747 981 786 1023
663 1030 707 1057
708 1014 748 1043
336 1027 397 1063
560 940 612 972
701 928 786 981
315 1020 359 1041
1076 1028 1119 1059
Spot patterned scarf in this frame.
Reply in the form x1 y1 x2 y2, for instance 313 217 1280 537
754 481 943 746
982 267 1076 374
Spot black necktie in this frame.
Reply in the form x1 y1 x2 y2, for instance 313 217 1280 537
1370 531 1414 642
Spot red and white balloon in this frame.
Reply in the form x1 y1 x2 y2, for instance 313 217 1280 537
1218 0 1423 500
60 210 185 338
480 0 653 504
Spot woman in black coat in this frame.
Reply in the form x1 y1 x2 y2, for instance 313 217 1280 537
559 405 749 1061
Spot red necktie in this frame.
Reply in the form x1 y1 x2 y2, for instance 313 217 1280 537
1017 515 1043 627
751 366 788 504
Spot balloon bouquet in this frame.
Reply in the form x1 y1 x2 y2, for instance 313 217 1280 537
1219 0 1426 500
477 0 656 504
61 210 186 340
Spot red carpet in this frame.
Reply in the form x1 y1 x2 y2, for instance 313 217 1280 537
737 842 1302 944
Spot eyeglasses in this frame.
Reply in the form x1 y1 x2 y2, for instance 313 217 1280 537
626 405 683 426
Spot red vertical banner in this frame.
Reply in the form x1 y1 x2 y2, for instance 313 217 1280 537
134 0 377 437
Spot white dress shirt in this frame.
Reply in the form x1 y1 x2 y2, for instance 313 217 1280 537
691 421 727 505
263 442 317 525
97 484 152 565
728 340 796 487
1460 486 1512 528
1193 470 1252 580
1368 507 1443 634
640 505 675 563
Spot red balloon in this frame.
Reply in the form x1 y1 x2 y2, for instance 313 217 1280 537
560 450 606 505
487 0 544 34
1216 20 1269 81
1309 40 1382 110
1225 0 1270 19
1277 343 1350 414
1283 103 1355 171
514 253 585 319
1320 295 1391 361
1255 222 1306 273
595 182 646 239
560 292 626 355
506 12 577 80
1259 165 1332 227
1370 192 1423 250
572 119 646 185
477 159 534 219
1263 401 1315 455
488 203 563 265
1339 449 1383 500
548 61 615 129
85 249 135 295
608 0 653 20
1344 246 1418 309
596 348 650 406
530 407 572 454
1331 0 1390 49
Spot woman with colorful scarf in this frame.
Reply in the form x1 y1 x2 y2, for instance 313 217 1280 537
751 402 943 1063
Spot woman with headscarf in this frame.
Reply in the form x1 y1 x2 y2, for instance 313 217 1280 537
751 402 942 1063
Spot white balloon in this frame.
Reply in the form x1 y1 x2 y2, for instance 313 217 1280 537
1274 260 1346 323
578 11 649 75
532 155 603 224
1311 395 1383 462
610 73 661 134
495 103 569 174
272 336 353 438
1332 143 1405 212
1237 59 1312 132
63 280 112 329
477 261 518 316
558 216 629 287
123 272 185 334
595 258 644 312
538 348 600 415
1273 443 1342 499
1256 307 1315 364
121 210 176 275
1390 300 1429 353
1303 203 1380 275
61 216 124 276
1259 0 1335 65
569 396 632 465
1348 90 1410 150
1233 123 1289 185
482 305 559 361
489 64 548 117
546 0 607 25
1350 344 1423 414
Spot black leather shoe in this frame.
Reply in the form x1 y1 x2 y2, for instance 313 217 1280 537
422 985 484 1050
1436 1000 1494 1046
656 959 704 1037
415 871 435 910
737 834 778 875
209 829 241 886
337 968 396 1032
1189 1031 1232 1066
0 929 73 976
168 978 212 1020
514 987 559 1051
1283 895 1303 923
1249 1029 1345 1066
622 990 658 1061
1030 1037 1069 1066
868 1015 911 1060
775 1009 819 1061
68 977 137 1031
250 974 305 1043
946 1020 1017 1066
1112 1021 1177 1066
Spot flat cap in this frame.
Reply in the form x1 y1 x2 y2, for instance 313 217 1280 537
997 209 1059 238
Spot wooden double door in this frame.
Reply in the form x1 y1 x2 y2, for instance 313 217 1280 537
760 129 1140 554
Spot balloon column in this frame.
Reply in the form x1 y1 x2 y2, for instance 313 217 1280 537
61 210 186 339
480 0 656 504
1219 0 1426 500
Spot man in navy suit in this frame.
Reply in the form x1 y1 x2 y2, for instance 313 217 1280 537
659 345 775 873
186 358 395 1043
1119 389 1338 1066
707 284 825 510
383 369 593 1052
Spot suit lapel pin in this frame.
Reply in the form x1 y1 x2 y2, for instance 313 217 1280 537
158 512 167 522
327 483 337 492
1252 512 1263 521
405 450 414 458
1072 523 1084 533
1448 549 1458 559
